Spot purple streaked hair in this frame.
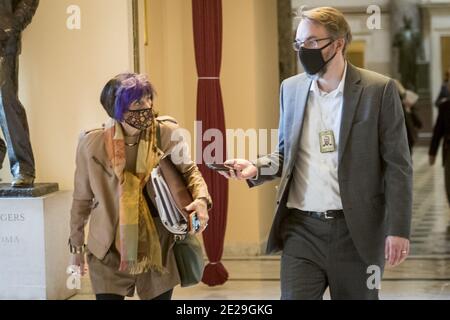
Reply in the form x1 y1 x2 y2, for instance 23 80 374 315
113 73 156 121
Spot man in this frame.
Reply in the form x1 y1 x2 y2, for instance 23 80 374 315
221 7 412 300
0 0 39 188
429 80 450 206
435 68 449 108
394 80 422 154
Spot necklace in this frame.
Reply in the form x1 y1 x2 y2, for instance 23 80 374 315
124 132 141 147
125 142 138 147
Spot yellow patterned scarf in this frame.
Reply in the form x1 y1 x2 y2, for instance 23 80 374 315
104 117 164 275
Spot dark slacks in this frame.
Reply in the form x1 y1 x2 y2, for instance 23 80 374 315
0 53 35 178
96 290 173 301
280 209 384 300
0 137 5 170
445 150 450 206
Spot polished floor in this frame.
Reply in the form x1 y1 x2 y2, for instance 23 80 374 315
71 147 450 300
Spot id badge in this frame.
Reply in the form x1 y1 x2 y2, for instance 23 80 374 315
319 130 336 153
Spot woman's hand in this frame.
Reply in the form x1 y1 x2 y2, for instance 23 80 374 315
185 198 209 234
69 253 87 276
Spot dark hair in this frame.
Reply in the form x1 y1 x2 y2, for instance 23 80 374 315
100 73 156 120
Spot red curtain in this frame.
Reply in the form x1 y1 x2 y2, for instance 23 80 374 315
192 0 229 286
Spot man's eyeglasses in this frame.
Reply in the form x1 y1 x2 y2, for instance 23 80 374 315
293 37 333 51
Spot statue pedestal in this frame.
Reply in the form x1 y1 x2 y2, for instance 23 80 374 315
0 185 76 300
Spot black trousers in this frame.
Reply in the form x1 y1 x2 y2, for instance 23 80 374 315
96 289 173 301
0 54 35 178
445 151 450 206
280 210 383 300
0 138 5 170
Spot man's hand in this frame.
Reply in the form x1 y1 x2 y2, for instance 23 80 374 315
185 198 209 234
218 159 258 180
69 253 87 276
385 236 410 267
0 16 18 41
403 101 413 113
429 155 436 166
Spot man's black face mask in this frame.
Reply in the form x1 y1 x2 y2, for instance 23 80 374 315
298 40 337 76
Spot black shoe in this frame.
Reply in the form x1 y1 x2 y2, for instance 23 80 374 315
11 175 35 188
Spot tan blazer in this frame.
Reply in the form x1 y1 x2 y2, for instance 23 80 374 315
69 116 212 260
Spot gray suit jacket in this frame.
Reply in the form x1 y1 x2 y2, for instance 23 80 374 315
249 63 413 265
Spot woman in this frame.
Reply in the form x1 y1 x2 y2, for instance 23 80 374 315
68 73 212 300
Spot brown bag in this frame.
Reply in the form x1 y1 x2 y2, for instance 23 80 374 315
159 155 193 217
151 124 205 287
151 154 199 234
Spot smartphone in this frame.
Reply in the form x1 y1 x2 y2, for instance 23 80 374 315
206 163 234 172
189 212 201 233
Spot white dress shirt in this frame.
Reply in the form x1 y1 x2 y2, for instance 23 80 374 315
287 63 348 212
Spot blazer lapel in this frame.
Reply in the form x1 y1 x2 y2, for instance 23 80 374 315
287 77 312 170
339 63 362 165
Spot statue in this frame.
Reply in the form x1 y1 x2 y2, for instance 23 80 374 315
0 0 39 188
393 16 421 91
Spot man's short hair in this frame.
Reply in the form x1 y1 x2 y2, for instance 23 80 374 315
299 6 353 55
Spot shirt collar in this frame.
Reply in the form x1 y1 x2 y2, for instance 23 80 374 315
310 61 348 98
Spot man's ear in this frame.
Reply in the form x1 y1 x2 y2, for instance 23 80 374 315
336 38 345 55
